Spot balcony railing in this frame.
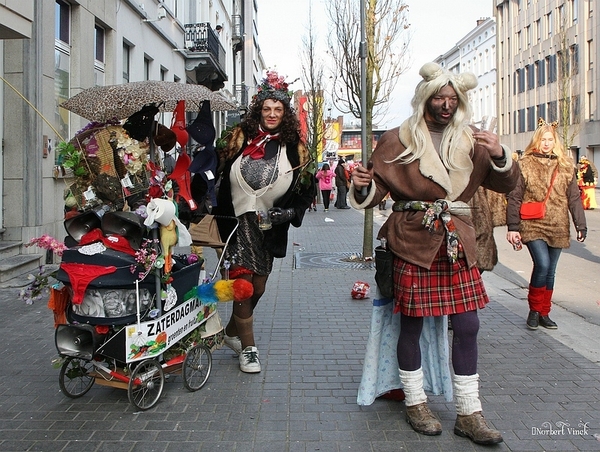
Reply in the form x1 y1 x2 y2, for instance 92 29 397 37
184 23 226 70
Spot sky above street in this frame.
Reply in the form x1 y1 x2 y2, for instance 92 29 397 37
257 0 493 128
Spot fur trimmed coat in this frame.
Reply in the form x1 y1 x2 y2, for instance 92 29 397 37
213 126 315 258
469 187 498 271
506 154 586 248
349 120 520 270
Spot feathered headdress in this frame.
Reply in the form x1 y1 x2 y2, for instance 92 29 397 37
538 117 558 129
253 70 297 104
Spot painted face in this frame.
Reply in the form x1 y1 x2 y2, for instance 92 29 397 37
260 99 285 132
425 84 459 125
539 131 555 154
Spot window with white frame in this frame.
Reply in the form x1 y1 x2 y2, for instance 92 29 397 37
55 0 70 154
94 24 105 86
123 42 131 83
536 59 546 86
144 56 151 81
558 4 565 27
570 0 578 24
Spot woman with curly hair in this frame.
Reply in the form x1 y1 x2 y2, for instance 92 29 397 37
506 119 587 330
212 72 315 373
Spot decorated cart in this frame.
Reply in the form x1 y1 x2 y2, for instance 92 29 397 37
51 81 244 410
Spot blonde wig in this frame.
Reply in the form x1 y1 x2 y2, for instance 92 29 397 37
393 62 478 170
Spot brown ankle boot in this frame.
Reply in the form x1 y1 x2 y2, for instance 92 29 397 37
454 411 503 445
405 403 442 436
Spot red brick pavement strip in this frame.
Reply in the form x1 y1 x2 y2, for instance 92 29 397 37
0 206 598 451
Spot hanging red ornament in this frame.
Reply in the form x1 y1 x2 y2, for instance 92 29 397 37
171 100 189 147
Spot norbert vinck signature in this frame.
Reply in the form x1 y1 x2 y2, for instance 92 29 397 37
531 421 590 436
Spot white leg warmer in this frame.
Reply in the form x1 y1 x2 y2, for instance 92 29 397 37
399 368 428 407
453 373 482 415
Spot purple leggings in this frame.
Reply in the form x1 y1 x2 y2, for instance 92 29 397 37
397 310 479 376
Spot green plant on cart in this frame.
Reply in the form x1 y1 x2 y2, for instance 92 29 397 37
57 141 89 178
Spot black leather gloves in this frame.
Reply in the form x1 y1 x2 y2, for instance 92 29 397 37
577 228 587 242
268 207 295 225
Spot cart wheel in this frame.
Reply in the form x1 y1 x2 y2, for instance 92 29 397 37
182 344 212 391
59 357 95 398
127 359 164 410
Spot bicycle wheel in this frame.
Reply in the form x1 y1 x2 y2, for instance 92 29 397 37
182 344 212 391
127 359 164 410
59 357 95 398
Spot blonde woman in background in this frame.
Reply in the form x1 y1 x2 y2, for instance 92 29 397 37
506 119 587 330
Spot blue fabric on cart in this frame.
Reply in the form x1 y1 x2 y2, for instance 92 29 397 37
357 290 453 406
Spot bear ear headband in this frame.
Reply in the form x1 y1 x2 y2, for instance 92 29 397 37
419 62 478 91
538 117 558 129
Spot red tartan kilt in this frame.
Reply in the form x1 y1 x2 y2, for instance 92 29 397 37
393 245 489 317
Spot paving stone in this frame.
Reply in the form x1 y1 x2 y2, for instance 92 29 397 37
1 207 599 451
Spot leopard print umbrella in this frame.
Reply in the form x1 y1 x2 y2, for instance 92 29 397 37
61 80 236 121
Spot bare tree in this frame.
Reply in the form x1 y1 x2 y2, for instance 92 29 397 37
555 12 582 156
326 0 411 258
300 1 327 176
327 0 410 122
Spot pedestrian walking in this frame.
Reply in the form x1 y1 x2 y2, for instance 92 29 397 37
315 163 335 212
506 118 587 330
334 157 350 209
213 71 315 373
351 62 519 445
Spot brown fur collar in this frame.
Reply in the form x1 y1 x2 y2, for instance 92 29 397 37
398 120 474 201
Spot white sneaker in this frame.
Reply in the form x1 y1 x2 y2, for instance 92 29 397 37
239 346 261 373
223 334 242 355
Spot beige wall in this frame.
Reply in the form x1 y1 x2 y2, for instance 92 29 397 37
0 1 34 39
496 0 600 162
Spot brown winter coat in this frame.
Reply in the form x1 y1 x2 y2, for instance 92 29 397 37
350 120 520 270
469 187 498 271
506 153 586 248
487 189 507 227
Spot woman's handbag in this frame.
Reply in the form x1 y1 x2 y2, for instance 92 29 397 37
519 201 546 220
374 245 394 298
519 166 559 220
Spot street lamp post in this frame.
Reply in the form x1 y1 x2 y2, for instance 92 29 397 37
359 0 367 199
360 0 367 168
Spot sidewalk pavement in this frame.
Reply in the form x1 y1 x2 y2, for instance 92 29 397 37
1 205 600 452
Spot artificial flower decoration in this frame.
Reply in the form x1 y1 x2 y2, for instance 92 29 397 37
115 128 149 175
261 70 290 92
130 238 161 279
25 235 68 256
19 235 68 304
254 70 298 104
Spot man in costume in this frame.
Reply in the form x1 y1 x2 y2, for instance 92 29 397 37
213 71 314 373
351 62 519 445
334 157 350 209
577 155 598 210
